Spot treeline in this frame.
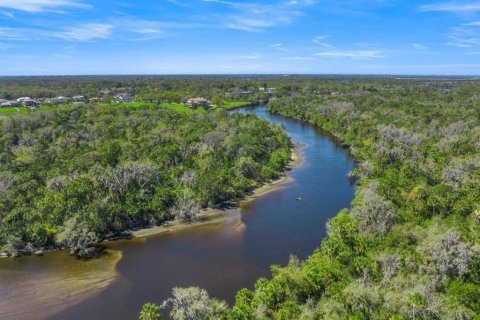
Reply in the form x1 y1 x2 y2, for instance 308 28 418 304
0 75 275 104
0 106 290 257
3 75 472 105
149 79 480 319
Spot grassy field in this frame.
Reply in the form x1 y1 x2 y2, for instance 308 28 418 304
0 104 68 114
217 101 253 110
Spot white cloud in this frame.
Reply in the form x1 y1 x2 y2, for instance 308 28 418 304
281 56 313 60
447 27 480 47
463 21 480 26
271 43 288 50
0 0 90 13
0 42 14 50
0 10 14 17
315 50 384 59
413 43 428 49
227 53 264 60
203 0 315 32
313 35 329 42
313 35 334 48
420 2 480 12
0 27 33 40
54 23 113 41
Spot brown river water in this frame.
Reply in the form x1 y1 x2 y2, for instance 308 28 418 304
0 106 355 319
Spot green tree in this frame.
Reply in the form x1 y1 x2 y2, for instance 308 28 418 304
139 303 161 320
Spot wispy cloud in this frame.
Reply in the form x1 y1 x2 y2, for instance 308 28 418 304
420 2 480 13
0 42 14 50
281 56 314 60
0 27 34 40
271 43 288 50
315 50 384 59
413 43 428 49
313 35 333 48
54 23 113 41
0 10 14 17
463 21 480 26
203 0 315 32
0 0 91 13
226 53 264 60
447 27 480 47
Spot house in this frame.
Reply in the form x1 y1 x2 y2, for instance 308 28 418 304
72 95 85 101
227 88 252 95
1 101 20 108
186 97 210 109
115 93 134 103
55 96 70 103
16 97 37 107
441 88 453 94
0 99 7 104
35 98 52 105
21 98 37 107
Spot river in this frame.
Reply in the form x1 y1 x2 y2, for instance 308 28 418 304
0 106 355 320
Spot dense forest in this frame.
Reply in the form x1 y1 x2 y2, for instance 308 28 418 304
0 105 290 257
1 75 479 318
138 77 480 319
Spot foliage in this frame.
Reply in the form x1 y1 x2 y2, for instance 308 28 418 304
0 105 290 256
139 303 161 320
160 287 227 320
163 77 480 319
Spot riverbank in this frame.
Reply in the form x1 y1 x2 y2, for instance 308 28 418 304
132 141 304 239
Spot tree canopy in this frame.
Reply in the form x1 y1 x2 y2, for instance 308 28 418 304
0 105 290 256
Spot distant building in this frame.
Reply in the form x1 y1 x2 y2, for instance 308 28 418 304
441 88 453 94
17 97 31 102
115 93 134 103
21 99 38 107
55 96 70 104
89 97 101 103
72 95 85 101
227 88 252 95
1 101 20 108
186 97 210 108
0 99 7 104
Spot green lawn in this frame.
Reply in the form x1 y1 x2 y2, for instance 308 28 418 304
158 103 197 113
0 107 27 114
0 104 68 114
100 102 156 109
216 101 253 110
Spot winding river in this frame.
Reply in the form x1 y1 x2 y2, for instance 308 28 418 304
0 106 355 320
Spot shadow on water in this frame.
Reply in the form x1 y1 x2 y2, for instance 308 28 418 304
0 106 355 320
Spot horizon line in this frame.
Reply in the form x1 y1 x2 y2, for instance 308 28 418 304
0 73 480 79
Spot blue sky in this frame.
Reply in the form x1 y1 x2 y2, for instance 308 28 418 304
0 0 480 75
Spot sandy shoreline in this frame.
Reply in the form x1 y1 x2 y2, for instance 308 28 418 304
131 142 305 239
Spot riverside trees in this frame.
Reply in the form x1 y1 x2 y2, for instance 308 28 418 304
0 105 290 256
